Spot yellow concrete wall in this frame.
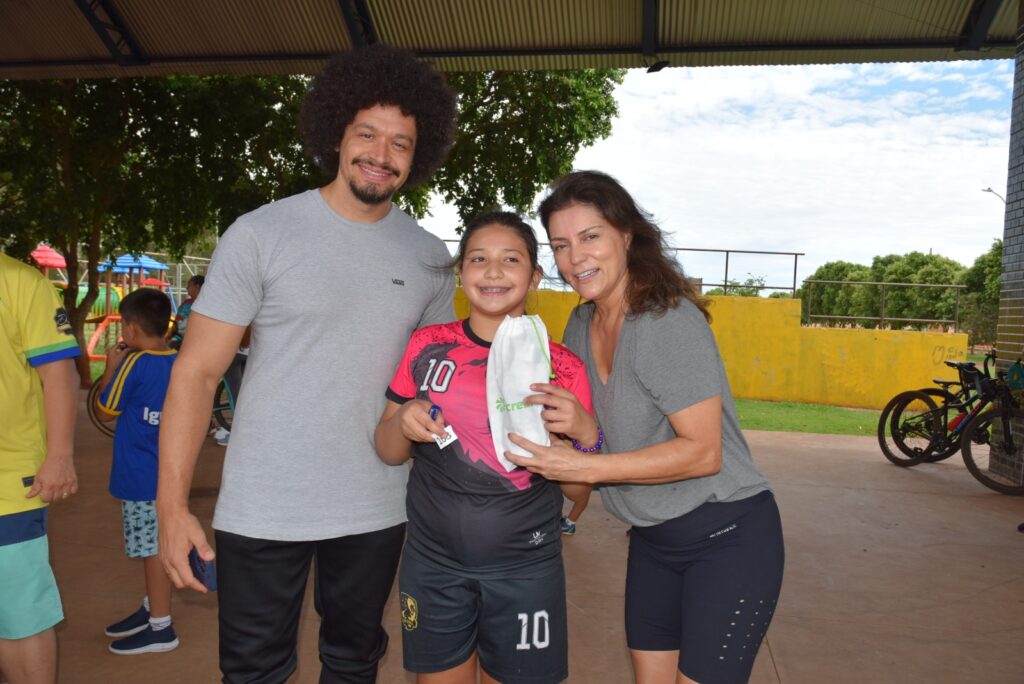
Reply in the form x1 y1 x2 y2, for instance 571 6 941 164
705 297 968 410
455 289 968 410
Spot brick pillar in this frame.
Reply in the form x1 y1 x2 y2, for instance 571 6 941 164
991 2 1024 486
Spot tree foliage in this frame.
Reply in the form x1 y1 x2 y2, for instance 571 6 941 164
705 274 767 297
420 70 623 222
0 69 623 361
802 253 966 329
0 77 315 362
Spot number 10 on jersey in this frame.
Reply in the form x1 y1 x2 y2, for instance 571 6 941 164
516 610 550 650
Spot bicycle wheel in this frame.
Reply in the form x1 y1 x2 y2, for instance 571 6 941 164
917 388 962 463
211 378 233 431
86 381 115 438
877 390 941 467
960 407 1024 495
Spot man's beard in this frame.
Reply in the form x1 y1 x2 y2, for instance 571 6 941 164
349 179 396 205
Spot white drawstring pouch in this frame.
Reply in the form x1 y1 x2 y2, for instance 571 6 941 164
487 314 553 471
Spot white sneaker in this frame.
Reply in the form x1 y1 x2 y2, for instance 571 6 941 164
212 427 230 442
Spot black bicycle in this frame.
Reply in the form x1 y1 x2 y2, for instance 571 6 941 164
878 354 1024 495
959 372 1024 495
877 351 995 467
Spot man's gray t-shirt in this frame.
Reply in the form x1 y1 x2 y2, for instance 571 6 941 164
194 189 454 541
563 300 770 527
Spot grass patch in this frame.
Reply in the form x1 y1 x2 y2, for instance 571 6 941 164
734 399 876 436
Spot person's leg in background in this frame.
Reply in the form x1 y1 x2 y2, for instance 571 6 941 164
0 530 63 684
0 630 56 684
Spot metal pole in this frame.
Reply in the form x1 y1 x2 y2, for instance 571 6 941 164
723 251 730 295
880 284 886 329
806 281 812 324
954 287 961 332
792 254 799 295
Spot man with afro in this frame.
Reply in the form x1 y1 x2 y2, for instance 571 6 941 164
157 45 457 683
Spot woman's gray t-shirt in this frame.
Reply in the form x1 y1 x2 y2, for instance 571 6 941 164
563 300 770 527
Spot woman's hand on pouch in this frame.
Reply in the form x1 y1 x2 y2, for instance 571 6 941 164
505 433 595 483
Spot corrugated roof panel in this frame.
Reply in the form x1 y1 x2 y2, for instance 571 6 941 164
0 1 109 62
0 0 1016 79
374 0 640 52
115 0 348 59
663 0 966 46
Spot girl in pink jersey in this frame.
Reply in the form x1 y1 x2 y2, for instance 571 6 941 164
375 211 599 684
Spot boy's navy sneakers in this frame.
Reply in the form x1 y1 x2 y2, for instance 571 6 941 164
104 606 149 638
109 624 179 655
559 517 576 536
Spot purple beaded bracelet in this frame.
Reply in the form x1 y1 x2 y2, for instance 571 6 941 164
571 428 604 453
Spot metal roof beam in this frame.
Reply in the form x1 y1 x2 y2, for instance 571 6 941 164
72 0 147 67
336 0 378 48
642 0 659 57
957 0 1005 51
0 37 1017 74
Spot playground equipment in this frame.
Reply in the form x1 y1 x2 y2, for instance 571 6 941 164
84 254 171 361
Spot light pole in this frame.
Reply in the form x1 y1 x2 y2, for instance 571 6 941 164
982 186 1007 204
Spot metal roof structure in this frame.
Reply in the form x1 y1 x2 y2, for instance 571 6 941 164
1 0 1018 80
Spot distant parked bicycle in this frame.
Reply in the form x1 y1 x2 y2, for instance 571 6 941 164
877 351 995 466
87 375 234 438
877 350 1024 495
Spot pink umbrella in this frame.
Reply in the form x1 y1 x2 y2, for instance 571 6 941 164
30 244 67 269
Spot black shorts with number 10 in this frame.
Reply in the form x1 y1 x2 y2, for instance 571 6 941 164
399 546 567 684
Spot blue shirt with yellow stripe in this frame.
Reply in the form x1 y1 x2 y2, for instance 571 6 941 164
98 349 176 501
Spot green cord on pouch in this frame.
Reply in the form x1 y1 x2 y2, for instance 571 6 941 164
527 316 556 380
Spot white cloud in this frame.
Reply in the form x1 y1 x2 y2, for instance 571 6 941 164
420 60 1012 292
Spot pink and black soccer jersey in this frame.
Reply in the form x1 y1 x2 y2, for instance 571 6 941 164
386 319 593 573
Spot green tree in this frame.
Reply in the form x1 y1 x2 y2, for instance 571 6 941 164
0 77 315 381
801 261 871 324
419 69 623 221
879 252 964 327
705 274 766 297
1 69 623 375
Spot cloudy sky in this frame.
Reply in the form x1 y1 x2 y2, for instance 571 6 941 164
420 59 1014 293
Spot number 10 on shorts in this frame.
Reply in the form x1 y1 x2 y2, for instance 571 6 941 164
516 610 550 650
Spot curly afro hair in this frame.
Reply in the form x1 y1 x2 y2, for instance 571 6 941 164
299 45 457 187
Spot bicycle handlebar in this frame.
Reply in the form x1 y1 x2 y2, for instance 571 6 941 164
984 349 997 378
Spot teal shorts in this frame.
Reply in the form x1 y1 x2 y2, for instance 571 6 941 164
0 535 64 639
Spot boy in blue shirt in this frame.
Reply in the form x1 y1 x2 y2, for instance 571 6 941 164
95 288 179 654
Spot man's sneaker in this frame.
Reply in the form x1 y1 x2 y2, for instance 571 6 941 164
212 427 230 445
560 517 576 536
109 625 179 655
104 606 149 638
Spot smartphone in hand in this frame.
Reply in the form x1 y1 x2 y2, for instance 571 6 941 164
188 547 218 591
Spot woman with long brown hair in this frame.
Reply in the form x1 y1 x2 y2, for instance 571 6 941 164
508 171 784 684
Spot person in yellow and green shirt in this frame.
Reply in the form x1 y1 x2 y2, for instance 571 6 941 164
0 252 80 684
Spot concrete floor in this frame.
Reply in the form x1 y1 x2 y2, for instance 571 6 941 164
32 393 1024 682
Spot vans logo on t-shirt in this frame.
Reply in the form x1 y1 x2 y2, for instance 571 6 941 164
392 278 405 286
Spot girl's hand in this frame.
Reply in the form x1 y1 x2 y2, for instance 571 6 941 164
398 400 447 444
505 433 595 483
524 383 599 448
